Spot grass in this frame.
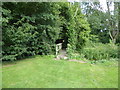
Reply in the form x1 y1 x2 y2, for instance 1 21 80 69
2 55 118 88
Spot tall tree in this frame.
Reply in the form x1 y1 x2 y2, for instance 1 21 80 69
81 2 110 43
106 2 119 44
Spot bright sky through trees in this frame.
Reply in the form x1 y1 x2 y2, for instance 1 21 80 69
67 0 114 12
99 0 114 12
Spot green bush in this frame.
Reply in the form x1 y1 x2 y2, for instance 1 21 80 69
2 55 17 61
81 43 118 60
2 2 91 61
2 3 61 61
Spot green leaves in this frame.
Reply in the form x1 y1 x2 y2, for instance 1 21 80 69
81 43 118 60
2 2 62 61
59 3 91 55
2 8 11 16
2 2 91 61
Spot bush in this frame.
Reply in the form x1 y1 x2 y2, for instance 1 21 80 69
2 2 91 61
2 55 17 61
81 42 118 60
2 3 61 61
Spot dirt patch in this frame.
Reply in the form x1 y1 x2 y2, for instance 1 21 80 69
54 58 87 63
68 59 87 63
2 64 16 68
55 49 87 63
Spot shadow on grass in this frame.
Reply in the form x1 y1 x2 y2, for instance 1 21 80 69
2 55 36 66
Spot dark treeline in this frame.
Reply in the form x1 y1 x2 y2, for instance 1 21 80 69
2 2 91 61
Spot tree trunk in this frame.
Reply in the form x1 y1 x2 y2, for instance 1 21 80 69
106 2 119 44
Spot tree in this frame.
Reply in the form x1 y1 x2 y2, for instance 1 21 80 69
106 2 119 44
2 2 62 60
2 2 91 61
59 2 91 55
81 1 120 44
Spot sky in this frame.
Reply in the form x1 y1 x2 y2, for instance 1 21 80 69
99 0 108 11
99 0 114 12
67 0 114 12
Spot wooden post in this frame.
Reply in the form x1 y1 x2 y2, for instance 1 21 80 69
56 43 62 58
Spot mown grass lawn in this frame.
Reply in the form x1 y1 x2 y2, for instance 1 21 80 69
2 55 118 88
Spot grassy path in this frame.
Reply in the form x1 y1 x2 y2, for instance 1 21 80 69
2 55 118 88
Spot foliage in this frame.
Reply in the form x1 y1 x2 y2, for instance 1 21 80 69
2 2 62 61
81 2 113 43
81 42 118 60
63 2 91 55
2 2 91 61
82 2 120 44
2 2 119 61
2 7 38 60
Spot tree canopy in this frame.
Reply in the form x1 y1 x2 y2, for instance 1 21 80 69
2 2 91 61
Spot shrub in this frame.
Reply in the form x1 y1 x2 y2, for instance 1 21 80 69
81 42 118 60
2 3 61 61
2 55 17 61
